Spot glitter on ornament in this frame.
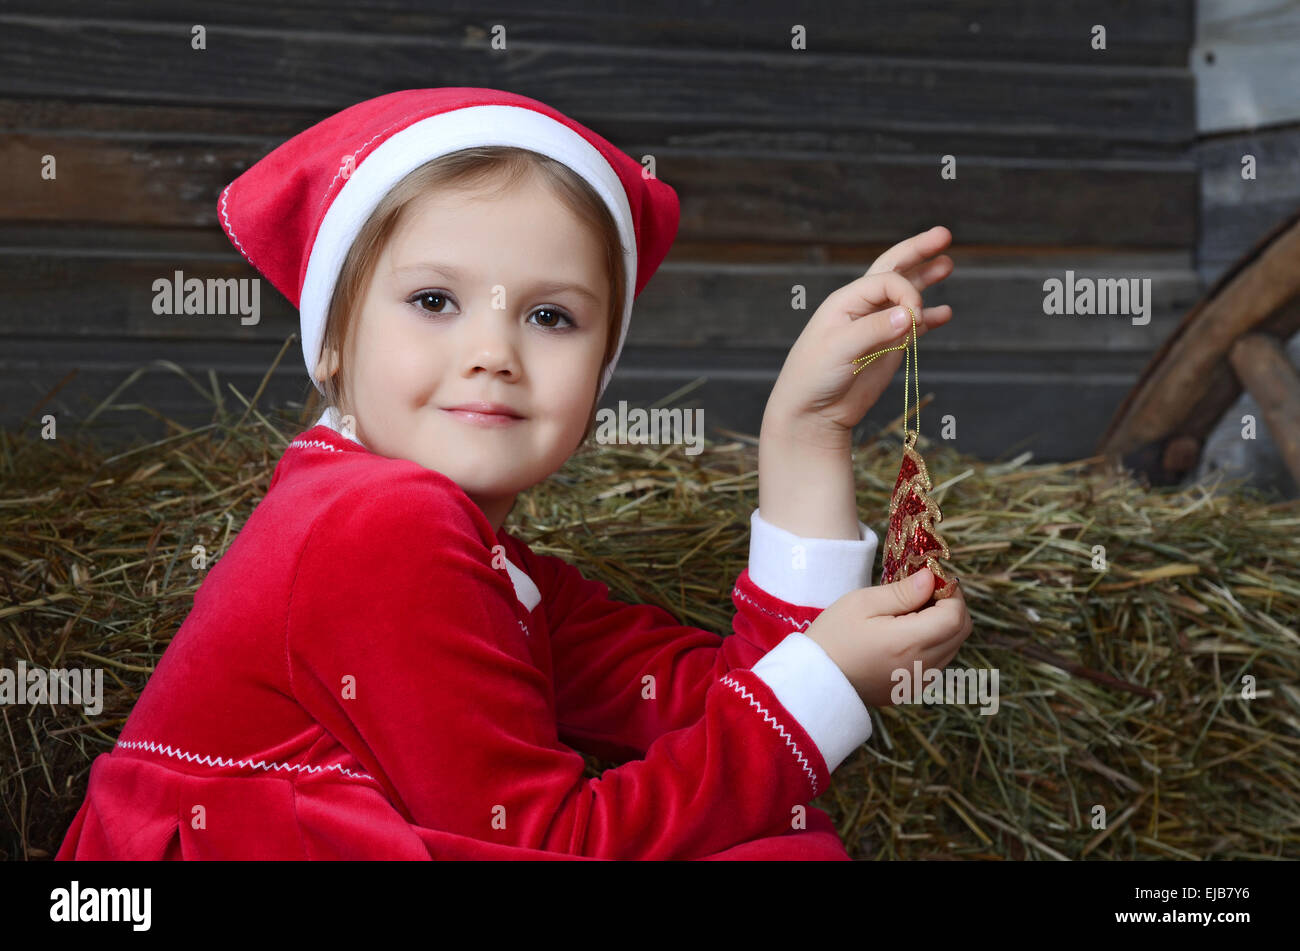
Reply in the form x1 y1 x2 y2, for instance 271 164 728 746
852 305 959 607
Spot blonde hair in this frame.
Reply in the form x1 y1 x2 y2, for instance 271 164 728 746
313 146 628 442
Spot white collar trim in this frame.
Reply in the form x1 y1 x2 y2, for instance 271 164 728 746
501 557 541 613
316 406 366 448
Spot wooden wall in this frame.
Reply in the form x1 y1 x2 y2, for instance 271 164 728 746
1191 0 1300 286
0 1 1204 461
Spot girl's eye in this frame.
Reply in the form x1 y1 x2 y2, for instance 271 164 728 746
529 307 575 330
410 290 454 314
408 291 573 329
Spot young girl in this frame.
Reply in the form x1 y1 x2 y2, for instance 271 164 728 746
56 88 970 861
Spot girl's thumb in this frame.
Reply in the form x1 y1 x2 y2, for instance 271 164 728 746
888 566 932 614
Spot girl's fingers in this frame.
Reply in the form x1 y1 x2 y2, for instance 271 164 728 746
832 270 925 321
879 594 969 652
918 304 953 332
867 227 953 281
865 304 952 351
840 299 938 363
919 636 966 673
817 269 952 369
905 254 955 294
853 306 945 349
881 254 953 297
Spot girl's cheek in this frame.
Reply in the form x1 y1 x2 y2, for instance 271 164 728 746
381 328 439 379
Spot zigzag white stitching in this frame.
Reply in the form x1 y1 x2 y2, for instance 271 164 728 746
220 115 402 270
719 674 819 798
287 438 341 452
219 183 250 261
518 619 530 638
732 586 811 631
116 739 376 782
312 116 412 221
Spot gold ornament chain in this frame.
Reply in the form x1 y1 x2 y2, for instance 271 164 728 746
852 305 920 446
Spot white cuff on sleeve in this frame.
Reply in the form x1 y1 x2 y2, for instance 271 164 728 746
750 631 873 774
748 508 879 609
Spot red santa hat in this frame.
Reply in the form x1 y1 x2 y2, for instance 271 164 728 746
216 87 680 397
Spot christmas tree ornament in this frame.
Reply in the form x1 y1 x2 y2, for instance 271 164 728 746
853 306 959 606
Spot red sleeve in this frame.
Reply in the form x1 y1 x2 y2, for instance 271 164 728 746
526 547 825 762
285 471 832 859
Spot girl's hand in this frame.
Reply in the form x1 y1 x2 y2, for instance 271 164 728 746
804 566 973 709
764 227 956 448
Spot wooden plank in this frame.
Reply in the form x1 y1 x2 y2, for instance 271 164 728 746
1 335 1159 462
1 336 317 448
0 98 319 147
638 260 1200 351
0 334 1160 377
0 97 1190 163
1194 126 1300 286
672 153 1195 247
5 369 1147 463
0 18 1194 147
0 133 240 226
1192 0 1300 132
6 1 1195 66
0 131 1199 246
0 234 1202 352
480 349 1140 458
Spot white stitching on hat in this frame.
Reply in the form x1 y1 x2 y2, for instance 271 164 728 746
219 114 420 278
219 183 250 261
312 115 414 223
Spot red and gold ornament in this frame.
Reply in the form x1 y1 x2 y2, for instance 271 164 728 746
853 306 959 606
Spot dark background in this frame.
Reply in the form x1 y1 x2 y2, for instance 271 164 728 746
1 0 1296 463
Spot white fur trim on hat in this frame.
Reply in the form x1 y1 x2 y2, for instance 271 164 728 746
299 104 637 399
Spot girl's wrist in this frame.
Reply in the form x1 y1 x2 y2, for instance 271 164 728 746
760 405 854 456
758 413 860 541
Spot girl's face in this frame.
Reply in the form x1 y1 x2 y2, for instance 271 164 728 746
316 172 610 531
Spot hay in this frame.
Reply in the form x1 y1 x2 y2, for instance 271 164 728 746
3 363 1299 860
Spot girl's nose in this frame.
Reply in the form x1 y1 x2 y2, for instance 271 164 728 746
459 307 520 379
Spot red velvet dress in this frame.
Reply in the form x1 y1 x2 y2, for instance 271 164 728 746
56 425 857 860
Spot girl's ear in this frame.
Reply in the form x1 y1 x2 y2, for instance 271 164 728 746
314 346 340 382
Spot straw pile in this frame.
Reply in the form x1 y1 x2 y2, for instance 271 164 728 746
3 364 1299 860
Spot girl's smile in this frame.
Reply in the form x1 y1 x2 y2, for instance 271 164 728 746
442 401 526 427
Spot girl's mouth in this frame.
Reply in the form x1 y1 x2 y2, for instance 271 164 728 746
441 405 522 426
